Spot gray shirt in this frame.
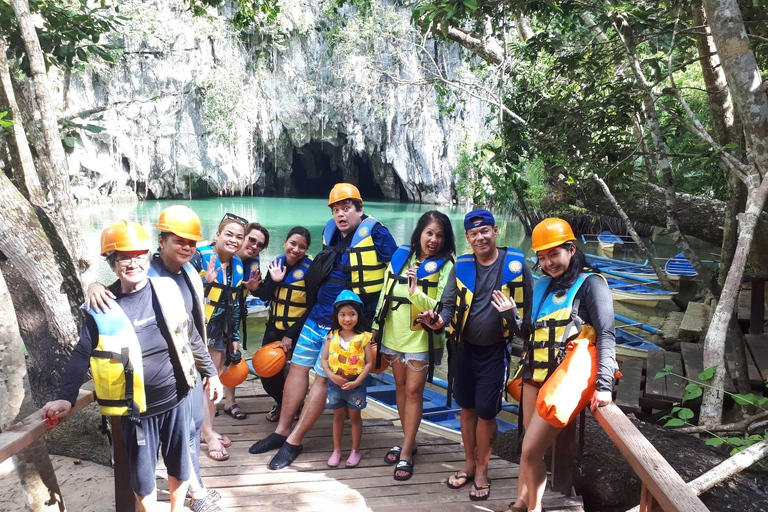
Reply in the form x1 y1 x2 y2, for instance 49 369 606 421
439 248 533 346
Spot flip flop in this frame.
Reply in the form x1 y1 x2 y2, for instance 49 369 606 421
206 446 229 462
202 435 232 448
393 459 414 481
469 480 491 501
507 504 527 512
223 404 247 420
446 471 474 489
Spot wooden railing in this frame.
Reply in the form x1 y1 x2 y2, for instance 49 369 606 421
591 404 709 512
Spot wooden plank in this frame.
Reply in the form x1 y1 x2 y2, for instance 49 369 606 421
663 351 686 402
592 404 708 512
0 388 94 464
746 334 768 385
644 350 666 400
615 359 643 413
680 342 703 381
550 419 577 496
751 279 765 334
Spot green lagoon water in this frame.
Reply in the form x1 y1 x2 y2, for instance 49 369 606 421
78 197 719 376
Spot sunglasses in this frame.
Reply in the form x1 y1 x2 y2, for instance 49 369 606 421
221 212 248 226
247 236 265 250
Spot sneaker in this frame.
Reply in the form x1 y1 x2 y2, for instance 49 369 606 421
190 496 222 512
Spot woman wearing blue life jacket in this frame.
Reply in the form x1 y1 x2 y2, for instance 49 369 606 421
493 218 617 512
191 214 257 425
250 226 313 422
372 211 456 481
236 221 269 349
43 220 199 512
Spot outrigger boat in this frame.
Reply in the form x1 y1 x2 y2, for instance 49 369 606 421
615 327 662 359
365 373 517 442
585 255 659 282
664 253 698 282
245 296 269 318
604 277 677 308
581 231 637 258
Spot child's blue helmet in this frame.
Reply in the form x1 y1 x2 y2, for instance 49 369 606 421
334 290 363 309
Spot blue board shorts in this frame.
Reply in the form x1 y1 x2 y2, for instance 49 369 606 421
326 379 367 410
291 317 330 378
121 398 191 497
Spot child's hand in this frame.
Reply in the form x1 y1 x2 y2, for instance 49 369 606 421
341 380 359 391
330 374 346 387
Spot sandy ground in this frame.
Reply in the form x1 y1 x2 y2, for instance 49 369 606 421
0 455 121 512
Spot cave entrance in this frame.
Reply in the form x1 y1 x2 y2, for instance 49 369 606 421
291 141 393 200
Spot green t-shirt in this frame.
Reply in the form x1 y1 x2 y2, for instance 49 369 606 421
373 253 453 353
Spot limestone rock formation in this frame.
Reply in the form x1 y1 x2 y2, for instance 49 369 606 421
59 0 493 204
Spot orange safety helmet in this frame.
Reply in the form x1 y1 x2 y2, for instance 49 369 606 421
219 359 250 387
251 341 287 378
100 220 152 256
531 218 576 252
156 205 204 241
369 342 389 375
328 183 363 206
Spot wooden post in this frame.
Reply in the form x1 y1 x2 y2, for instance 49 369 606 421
751 278 765 334
550 419 577 496
110 417 137 512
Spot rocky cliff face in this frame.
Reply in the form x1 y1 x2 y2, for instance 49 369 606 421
60 0 493 204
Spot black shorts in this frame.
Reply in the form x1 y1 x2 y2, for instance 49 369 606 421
121 398 191 497
452 342 508 420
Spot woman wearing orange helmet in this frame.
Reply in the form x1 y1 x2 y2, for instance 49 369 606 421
493 218 618 512
43 220 200 512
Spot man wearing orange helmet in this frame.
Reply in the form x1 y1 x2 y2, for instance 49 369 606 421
249 183 397 470
86 207 226 512
43 220 201 512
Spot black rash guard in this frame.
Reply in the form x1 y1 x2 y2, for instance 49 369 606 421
57 282 185 417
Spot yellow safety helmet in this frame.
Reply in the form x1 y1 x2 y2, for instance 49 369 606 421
328 183 363 206
156 205 204 241
531 218 576 252
100 220 151 256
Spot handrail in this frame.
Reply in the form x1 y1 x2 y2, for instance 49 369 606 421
0 387 95 464
592 403 709 512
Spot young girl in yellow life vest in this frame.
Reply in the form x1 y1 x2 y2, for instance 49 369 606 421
320 290 374 469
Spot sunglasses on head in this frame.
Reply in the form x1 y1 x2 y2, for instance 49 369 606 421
222 212 248 226
247 236 265 249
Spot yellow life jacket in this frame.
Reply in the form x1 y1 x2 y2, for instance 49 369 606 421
327 330 372 378
148 260 207 344
269 254 313 331
378 244 451 332
322 216 386 296
197 245 244 322
526 273 600 382
448 247 527 343
87 277 197 420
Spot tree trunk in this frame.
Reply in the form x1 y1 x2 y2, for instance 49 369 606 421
0 266 66 511
593 175 672 288
9 0 88 272
699 0 768 427
0 36 45 204
692 5 746 288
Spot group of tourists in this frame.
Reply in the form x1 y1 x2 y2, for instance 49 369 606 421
41 182 618 512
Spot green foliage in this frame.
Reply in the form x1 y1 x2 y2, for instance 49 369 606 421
194 68 246 145
0 0 124 74
658 364 768 456
0 110 13 137
60 114 106 154
181 0 281 31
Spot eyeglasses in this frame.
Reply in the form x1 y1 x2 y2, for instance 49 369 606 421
221 212 248 226
247 236 265 250
116 253 150 266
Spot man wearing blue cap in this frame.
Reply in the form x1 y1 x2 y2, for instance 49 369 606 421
422 209 533 501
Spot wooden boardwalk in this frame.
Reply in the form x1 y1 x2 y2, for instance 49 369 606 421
158 380 585 512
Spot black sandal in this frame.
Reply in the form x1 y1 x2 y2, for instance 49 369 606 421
393 459 414 481
265 404 281 422
224 403 247 420
384 446 401 465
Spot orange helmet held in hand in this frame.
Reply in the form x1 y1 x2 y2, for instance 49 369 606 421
369 342 389 375
100 220 151 256
155 205 204 241
219 359 249 387
328 183 363 206
251 341 287 378
531 218 576 252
